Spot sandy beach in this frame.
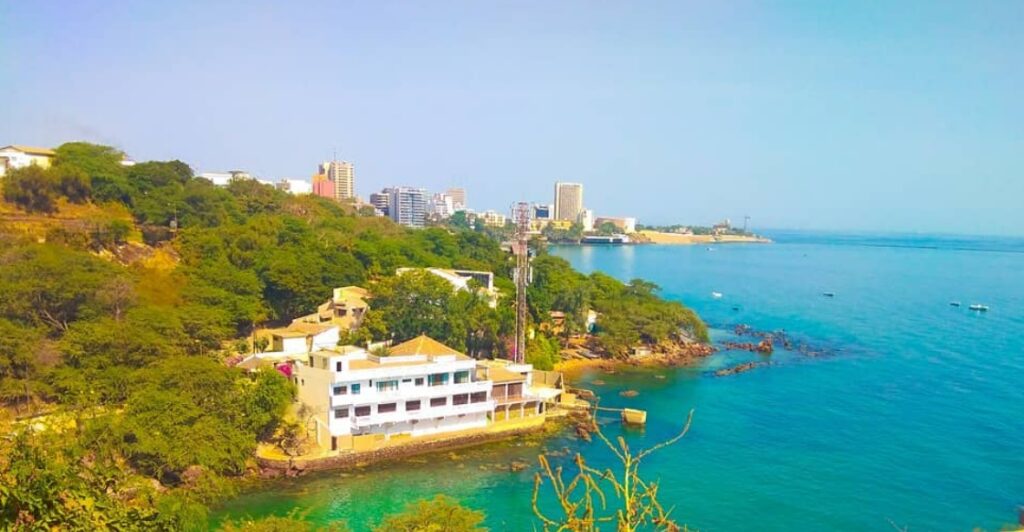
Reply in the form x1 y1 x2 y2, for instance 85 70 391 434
636 230 771 245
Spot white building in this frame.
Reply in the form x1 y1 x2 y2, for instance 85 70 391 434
396 267 498 308
428 192 456 218
295 335 495 450
578 208 595 232
276 178 313 195
0 145 55 177
199 170 252 187
388 186 427 228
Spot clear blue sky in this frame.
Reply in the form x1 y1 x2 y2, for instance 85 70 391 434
2 1 1022 235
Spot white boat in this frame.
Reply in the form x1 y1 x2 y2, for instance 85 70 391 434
968 304 989 312
711 292 723 299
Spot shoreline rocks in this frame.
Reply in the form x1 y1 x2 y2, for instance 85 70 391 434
714 362 765 377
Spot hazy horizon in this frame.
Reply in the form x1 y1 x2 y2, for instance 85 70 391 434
2 1 1022 235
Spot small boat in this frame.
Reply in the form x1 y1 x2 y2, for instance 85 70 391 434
621 408 647 426
949 301 961 307
732 305 740 311
968 304 989 312
711 292 723 299
706 247 715 251
822 292 835 298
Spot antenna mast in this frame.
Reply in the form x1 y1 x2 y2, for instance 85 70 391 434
513 202 531 364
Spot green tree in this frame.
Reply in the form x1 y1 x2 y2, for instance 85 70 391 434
54 164 92 203
374 495 486 532
2 165 58 212
0 320 50 413
0 244 118 332
54 142 130 203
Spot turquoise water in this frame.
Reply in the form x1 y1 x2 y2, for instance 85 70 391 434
213 232 1024 530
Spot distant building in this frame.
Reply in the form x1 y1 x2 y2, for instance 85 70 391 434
319 160 355 202
198 170 252 187
0 145 55 177
532 203 554 220
446 188 466 210
388 186 427 228
554 182 584 222
594 216 637 234
578 209 594 232
369 191 391 216
480 210 506 228
276 179 313 195
428 192 456 218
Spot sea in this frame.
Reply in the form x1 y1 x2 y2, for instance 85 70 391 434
212 231 1024 531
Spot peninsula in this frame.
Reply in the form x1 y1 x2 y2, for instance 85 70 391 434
0 141 711 529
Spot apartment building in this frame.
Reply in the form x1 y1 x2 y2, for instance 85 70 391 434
295 335 495 450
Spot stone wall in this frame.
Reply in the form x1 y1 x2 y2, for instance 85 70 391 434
257 423 547 477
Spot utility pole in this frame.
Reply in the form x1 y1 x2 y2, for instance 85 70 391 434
513 202 531 364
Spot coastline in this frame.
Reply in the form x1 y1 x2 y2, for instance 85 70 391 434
555 342 715 381
635 230 772 245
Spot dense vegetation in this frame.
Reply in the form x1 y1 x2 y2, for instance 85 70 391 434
0 141 706 528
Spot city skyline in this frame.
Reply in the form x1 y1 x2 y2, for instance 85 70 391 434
3 2 1023 235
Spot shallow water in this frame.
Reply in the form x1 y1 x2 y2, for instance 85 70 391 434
213 231 1024 530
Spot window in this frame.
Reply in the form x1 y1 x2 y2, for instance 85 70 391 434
454 370 470 384
402 378 412 383
430 397 447 407
351 383 361 395
471 391 487 403
452 393 469 406
406 400 421 411
376 380 399 392
354 405 371 417
333 385 347 396
334 407 349 419
336 361 342 372
428 373 449 387
415 377 424 386
378 403 397 414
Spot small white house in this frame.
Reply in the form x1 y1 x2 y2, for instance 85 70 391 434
0 145 55 177
268 323 340 355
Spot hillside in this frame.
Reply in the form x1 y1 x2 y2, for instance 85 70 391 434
0 141 708 528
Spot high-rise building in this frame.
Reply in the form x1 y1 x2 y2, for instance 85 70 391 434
532 203 554 220
388 187 427 228
446 188 466 210
318 160 355 202
554 182 584 222
369 190 391 216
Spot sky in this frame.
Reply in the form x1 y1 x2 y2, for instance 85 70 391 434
2 1 1022 235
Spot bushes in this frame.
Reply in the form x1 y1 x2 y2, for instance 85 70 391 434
2 165 59 212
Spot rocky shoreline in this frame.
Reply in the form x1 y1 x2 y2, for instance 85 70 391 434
555 339 716 378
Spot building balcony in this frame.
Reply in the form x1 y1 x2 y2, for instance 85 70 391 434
349 400 495 429
331 380 492 407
